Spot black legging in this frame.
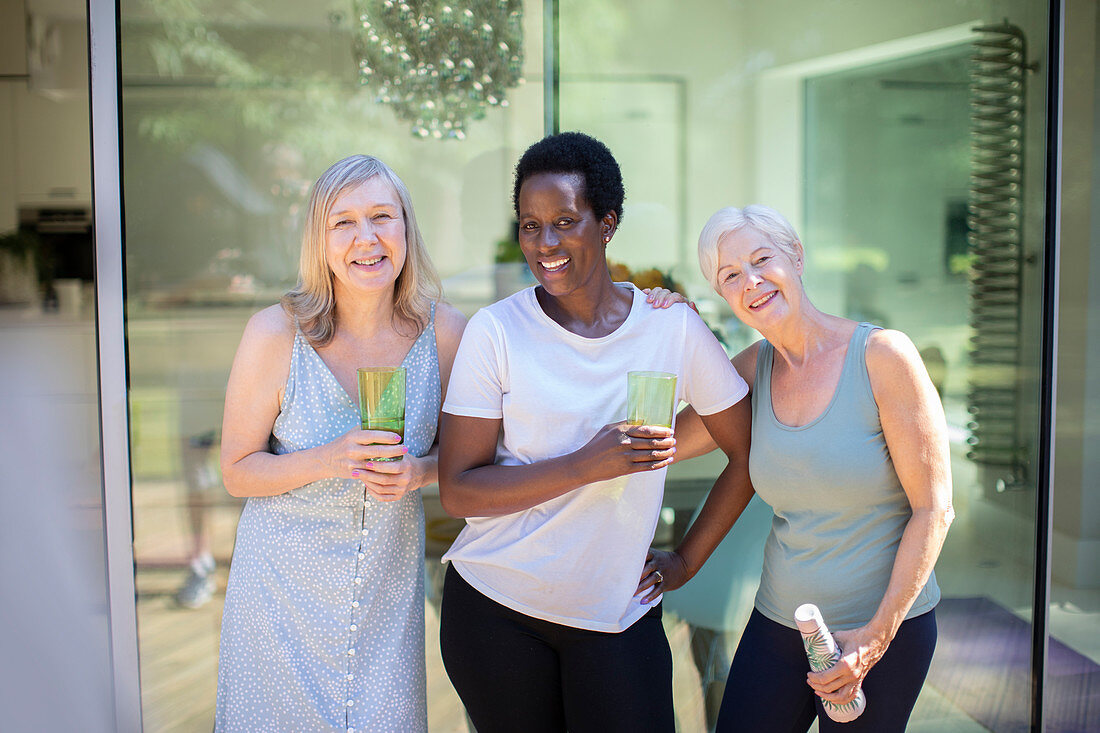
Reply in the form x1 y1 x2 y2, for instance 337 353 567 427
439 564 675 733
717 607 937 733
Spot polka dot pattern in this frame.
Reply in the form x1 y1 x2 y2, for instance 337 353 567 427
215 305 439 733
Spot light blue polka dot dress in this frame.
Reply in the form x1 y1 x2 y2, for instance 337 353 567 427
215 304 439 733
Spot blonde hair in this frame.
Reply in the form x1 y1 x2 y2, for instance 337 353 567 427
281 155 442 345
698 204 803 292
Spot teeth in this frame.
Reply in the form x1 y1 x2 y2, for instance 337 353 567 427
750 291 776 308
354 256 384 266
541 257 569 270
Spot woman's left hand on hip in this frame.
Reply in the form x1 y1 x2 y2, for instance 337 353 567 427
635 548 689 604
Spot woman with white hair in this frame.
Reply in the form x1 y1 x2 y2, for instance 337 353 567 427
215 155 466 732
648 204 953 732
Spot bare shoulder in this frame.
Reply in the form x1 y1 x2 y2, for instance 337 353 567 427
865 328 934 402
866 328 923 375
731 339 764 391
241 304 296 351
434 300 468 344
231 304 296 380
433 301 468 391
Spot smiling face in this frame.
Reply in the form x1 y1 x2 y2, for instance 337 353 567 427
324 177 407 301
517 172 616 301
716 226 804 327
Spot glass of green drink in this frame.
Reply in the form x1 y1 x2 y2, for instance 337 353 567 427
627 371 678 428
357 366 406 461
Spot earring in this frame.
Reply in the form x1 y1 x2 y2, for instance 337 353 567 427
603 235 611 243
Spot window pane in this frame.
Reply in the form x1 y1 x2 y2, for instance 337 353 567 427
119 1 542 728
560 1 1053 730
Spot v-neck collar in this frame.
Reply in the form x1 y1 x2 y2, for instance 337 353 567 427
296 326 428 410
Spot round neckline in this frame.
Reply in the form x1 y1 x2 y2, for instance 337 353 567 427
524 282 641 344
764 322 866 432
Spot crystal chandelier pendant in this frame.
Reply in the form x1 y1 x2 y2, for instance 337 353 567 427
352 0 525 140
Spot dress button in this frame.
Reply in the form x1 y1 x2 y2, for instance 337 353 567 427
350 624 358 632
351 601 359 608
361 529 369 536
348 648 355 656
346 699 354 707
358 552 365 560
348 728 356 733
347 673 354 682
354 577 362 584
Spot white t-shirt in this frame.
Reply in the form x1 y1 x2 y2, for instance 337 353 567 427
441 284 748 632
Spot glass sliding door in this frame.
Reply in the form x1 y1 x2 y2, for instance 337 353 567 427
802 37 1044 730
559 1 1054 730
97 0 1100 730
118 0 542 728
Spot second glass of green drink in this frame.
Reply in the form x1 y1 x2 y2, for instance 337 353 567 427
626 370 678 428
357 366 406 461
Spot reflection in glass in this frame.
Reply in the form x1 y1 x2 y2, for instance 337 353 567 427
558 1 1055 730
121 0 541 728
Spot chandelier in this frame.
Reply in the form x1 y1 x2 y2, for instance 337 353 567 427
352 0 525 139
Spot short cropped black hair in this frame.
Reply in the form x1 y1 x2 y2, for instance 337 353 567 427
512 131 625 223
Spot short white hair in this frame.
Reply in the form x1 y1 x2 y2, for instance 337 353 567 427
697 205 803 292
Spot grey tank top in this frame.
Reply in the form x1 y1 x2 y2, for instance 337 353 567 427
750 322 940 630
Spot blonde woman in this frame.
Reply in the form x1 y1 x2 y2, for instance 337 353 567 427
216 155 465 732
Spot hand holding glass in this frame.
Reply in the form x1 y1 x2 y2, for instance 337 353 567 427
627 371 677 428
357 367 406 462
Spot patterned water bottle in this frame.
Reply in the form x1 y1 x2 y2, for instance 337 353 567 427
794 603 867 723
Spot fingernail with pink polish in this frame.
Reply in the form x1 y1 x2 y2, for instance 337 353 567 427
351 470 359 477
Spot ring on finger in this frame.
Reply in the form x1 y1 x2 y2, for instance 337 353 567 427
654 570 664 584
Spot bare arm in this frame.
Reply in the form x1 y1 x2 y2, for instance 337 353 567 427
219 307 408 498
667 341 760 463
809 329 954 704
637 396 754 601
438 413 676 518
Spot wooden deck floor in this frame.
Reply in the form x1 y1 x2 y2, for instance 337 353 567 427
131 479 987 732
131 482 707 731
133 562 706 732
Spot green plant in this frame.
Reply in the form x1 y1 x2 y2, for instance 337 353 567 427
493 236 523 264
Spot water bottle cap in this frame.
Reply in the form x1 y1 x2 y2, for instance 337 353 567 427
794 603 825 633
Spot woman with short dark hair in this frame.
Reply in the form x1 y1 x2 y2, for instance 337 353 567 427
437 132 754 732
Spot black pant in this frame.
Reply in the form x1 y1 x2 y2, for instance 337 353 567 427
439 564 675 733
717 608 937 733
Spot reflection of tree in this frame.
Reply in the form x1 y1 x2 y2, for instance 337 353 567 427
120 0 522 300
123 0 494 171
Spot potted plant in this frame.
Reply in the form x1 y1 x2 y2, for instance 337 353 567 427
492 222 533 301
